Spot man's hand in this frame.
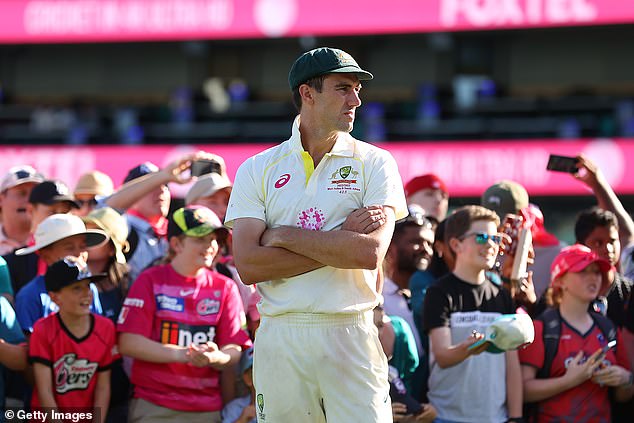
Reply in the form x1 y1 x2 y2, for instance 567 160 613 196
342 206 387 234
161 151 223 184
573 154 603 189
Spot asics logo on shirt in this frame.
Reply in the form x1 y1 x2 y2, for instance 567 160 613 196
274 173 291 188
160 321 216 346
53 353 98 394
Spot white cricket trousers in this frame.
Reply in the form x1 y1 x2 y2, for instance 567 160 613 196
253 311 393 423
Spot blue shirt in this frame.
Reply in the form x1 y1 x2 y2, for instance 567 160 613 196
14 275 102 332
125 214 167 285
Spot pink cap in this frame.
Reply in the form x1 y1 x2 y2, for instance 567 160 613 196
550 244 612 289
404 174 448 197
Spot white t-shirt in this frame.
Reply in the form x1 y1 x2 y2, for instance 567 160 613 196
225 117 408 316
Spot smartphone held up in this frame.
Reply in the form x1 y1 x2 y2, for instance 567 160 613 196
546 154 579 174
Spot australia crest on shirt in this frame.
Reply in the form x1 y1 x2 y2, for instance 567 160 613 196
328 165 361 194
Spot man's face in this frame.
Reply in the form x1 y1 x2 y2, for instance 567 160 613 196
134 184 170 219
73 193 99 217
407 188 449 221
394 225 435 273
582 225 620 266
193 189 231 221
0 182 37 229
310 74 362 134
30 202 74 233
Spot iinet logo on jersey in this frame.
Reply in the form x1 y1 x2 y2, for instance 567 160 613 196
160 321 216 346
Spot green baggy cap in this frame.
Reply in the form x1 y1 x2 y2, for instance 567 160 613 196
288 47 373 90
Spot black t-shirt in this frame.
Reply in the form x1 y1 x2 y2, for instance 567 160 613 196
422 273 515 333
604 272 633 329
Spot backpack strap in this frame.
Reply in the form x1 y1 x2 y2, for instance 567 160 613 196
537 307 561 379
590 311 617 349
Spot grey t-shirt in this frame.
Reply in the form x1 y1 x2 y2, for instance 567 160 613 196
423 273 514 423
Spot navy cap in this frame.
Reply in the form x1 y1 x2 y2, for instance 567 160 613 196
123 162 159 184
45 257 106 292
28 180 79 208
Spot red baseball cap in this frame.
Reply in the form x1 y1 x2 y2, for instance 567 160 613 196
404 174 448 197
550 244 612 288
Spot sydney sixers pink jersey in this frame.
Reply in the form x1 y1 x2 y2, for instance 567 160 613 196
29 313 118 410
117 264 251 412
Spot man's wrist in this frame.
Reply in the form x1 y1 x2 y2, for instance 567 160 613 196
622 371 634 386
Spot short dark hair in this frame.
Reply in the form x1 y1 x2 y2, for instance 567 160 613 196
291 74 327 112
444 205 500 247
575 207 618 244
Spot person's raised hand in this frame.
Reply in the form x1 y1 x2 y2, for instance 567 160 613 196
573 154 604 189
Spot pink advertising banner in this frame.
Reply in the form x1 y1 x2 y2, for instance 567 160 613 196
1 138 633 197
0 0 631 44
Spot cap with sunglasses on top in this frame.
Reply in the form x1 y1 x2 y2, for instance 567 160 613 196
1 165 44 192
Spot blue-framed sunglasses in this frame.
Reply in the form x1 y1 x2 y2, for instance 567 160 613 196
459 232 504 245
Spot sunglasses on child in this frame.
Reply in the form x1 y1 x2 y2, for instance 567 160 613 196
458 232 504 245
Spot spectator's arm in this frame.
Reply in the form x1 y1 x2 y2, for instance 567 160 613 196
106 151 214 211
0 340 27 370
574 155 634 247
93 370 111 423
428 326 487 369
505 350 523 418
118 332 188 363
33 362 58 409
522 348 604 402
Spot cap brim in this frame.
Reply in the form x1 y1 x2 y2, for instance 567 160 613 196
15 229 108 256
566 256 612 275
329 66 373 80
467 339 505 354
37 196 80 209
2 177 44 191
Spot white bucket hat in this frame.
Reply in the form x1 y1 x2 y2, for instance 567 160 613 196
15 214 108 256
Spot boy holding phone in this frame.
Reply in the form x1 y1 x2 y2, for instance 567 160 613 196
423 205 522 423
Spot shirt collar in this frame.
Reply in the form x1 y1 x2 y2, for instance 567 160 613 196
289 115 356 158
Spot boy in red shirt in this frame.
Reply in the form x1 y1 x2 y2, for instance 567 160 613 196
29 257 117 423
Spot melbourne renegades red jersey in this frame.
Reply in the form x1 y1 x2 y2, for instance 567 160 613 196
519 317 630 423
117 264 251 412
29 313 118 409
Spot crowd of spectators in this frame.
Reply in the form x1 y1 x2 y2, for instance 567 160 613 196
0 147 633 422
